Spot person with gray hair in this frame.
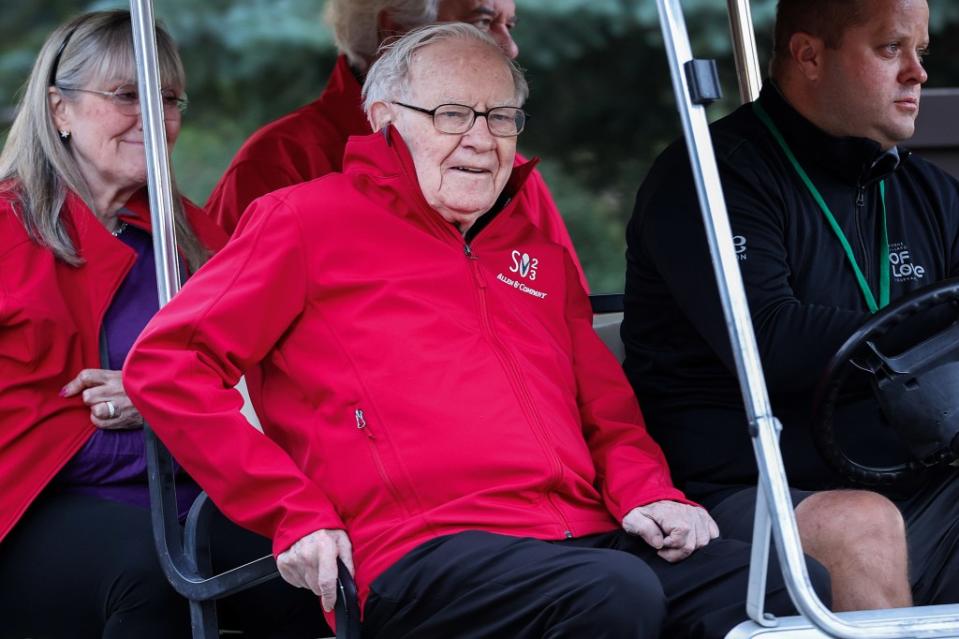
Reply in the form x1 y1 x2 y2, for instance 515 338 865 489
203 0 586 289
126 23 829 638
360 18 529 110
0 10 327 638
327 0 441 70
330 0 519 68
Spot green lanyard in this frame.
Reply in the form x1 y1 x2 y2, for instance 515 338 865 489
752 102 890 314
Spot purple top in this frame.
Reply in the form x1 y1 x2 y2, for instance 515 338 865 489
55 221 200 518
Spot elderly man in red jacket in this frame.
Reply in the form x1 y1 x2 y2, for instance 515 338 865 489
126 23 828 638
205 0 587 289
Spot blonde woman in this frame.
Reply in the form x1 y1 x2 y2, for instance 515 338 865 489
0 11 323 637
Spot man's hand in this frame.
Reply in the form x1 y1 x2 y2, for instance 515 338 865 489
622 500 719 563
61 369 144 430
276 529 354 612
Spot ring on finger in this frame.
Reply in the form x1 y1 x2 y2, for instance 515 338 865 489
104 400 119 419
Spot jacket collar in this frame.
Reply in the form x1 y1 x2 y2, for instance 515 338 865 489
756 82 908 187
341 125 539 236
62 190 138 326
115 188 154 230
66 188 226 273
66 188 160 251
64 189 148 246
319 55 375 139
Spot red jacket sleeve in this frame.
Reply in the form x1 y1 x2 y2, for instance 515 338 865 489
563 252 695 520
124 193 343 556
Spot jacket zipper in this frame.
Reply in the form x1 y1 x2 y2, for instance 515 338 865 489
355 408 409 516
464 245 574 538
854 184 873 288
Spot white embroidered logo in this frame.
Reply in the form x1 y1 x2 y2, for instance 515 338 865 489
498 249 548 299
509 250 539 281
733 235 747 261
889 242 926 281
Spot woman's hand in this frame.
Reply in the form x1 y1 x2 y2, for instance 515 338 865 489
61 369 144 430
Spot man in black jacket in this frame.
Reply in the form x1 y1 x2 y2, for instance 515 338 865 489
625 0 959 612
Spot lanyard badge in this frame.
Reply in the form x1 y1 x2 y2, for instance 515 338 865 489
752 102 890 314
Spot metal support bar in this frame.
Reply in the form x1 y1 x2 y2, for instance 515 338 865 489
746 480 775 627
655 0 773 439
130 1 282 631
726 0 763 103
144 432 280 601
190 600 219 638
656 0 959 637
130 0 180 307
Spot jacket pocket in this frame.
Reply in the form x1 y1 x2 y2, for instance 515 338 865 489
353 407 411 519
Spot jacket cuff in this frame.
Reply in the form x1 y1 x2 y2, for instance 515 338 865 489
271 510 347 558
611 488 701 523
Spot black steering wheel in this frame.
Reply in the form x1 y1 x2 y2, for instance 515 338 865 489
812 278 959 487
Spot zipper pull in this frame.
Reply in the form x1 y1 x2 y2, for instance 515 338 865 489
463 243 488 288
355 409 373 438
856 187 865 208
468 258 487 289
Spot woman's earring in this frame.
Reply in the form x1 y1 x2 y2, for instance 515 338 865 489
59 129 71 140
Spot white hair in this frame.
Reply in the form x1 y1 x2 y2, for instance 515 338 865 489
362 23 529 113
324 0 440 72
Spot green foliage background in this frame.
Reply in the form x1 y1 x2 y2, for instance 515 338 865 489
3 1 959 292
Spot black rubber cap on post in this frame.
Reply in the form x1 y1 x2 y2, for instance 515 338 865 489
685 59 722 105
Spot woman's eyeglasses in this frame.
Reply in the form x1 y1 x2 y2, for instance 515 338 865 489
56 85 188 118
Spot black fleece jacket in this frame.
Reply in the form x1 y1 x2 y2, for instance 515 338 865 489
624 83 959 497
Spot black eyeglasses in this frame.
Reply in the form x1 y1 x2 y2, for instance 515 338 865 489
56 85 188 118
392 102 527 137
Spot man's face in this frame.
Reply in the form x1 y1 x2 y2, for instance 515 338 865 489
391 39 518 234
436 0 519 59
815 0 929 149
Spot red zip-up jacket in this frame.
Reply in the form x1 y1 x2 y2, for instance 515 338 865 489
204 55 588 290
0 188 226 543
125 127 689 609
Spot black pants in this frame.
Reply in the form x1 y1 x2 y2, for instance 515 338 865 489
0 491 327 639
708 466 959 606
362 529 831 639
